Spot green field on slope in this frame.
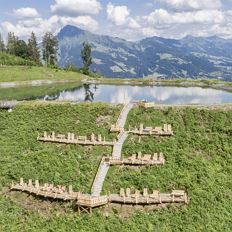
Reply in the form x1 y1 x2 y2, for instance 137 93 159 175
0 66 85 83
0 103 231 232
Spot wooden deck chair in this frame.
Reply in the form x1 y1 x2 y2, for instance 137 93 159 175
43 183 49 191
143 154 151 161
163 124 168 132
137 152 142 160
159 153 164 162
28 179 33 187
35 180 39 189
171 190 185 197
128 154 137 162
154 127 162 133
143 188 148 197
20 178 24 186
153 153 158 161
43 131 47 138
68 185 73 194
131 189 140 204
98 134 102 142
144 127 152 132
150 190 159 199
126 188 131 197
120 188 125 197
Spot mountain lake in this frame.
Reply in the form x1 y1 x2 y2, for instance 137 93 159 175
1 83 232 105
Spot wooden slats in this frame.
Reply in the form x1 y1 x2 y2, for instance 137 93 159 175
129 124 174 136
109 188 188 204
105 152 165 166
37 131 115 146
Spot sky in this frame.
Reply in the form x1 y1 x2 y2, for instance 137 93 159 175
0 0 232 41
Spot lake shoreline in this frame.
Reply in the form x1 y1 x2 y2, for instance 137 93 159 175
1 77 231 93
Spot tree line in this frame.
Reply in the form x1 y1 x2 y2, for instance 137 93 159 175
0 31 58 66
0 31 93 73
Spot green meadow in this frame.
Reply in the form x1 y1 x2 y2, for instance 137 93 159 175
0 103 231 231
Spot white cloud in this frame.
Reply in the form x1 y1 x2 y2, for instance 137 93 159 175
143 9 224 25
51 0 102 15
106 2 140 29
106 2 130 26
59 16 99 30
0 15 99 39
13 8 40 18
158 0 222 11
128 18 140 29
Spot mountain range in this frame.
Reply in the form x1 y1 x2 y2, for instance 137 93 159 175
57 25 232 80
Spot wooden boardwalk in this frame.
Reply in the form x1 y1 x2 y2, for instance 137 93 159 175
11 179 188 207
109 188 188 204
129 124 174 136
11 178 108 213
91 104 133 197
116 103 134 128
105 152 165 166
91 158 110 197
9 101 189 214
38 132 115 146
11 178 78 201
112 132 129 159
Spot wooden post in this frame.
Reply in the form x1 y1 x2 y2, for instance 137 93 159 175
68 133 71 141
52 132 55 140
20 178 24 186
35 180 39 188
44 131 47 139
91 133 95 142
140 124 143 132
69 185 73 194
28 179 32 187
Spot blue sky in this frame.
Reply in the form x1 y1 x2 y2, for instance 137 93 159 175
0 0 232 41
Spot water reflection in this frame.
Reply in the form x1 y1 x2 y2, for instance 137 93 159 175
44 84 232 105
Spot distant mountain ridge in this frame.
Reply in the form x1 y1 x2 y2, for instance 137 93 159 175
57 25 232 80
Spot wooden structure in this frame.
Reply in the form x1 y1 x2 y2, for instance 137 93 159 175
110 103 134 133
10 179 188 214
110 124 124 133
11 178 108 214
77 195 108 214
104 152 165 166
137 101 155 108
37 131 115 146
11 178 78 201
129 124 174 136
109 188 188 205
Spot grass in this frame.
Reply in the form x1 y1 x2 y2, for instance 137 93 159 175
0 103 231 231
0 102 121 191
0 52 36 66
0 66 85 83
103 106 232 231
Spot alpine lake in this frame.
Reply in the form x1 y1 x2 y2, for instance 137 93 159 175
1 82 232 105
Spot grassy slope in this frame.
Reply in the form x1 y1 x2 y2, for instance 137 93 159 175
103 106 232 231
0 52 36 66
0 103 231 231
0 66 85 83
0 102 120 191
